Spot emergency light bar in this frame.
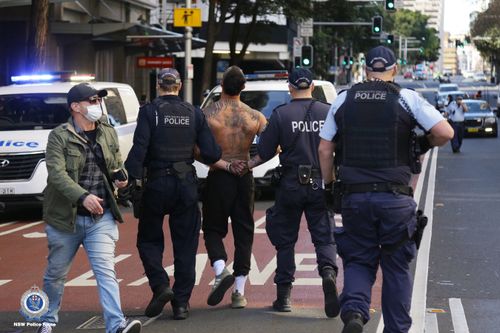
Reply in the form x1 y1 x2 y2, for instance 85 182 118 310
10 71 96 84
245 70 288 81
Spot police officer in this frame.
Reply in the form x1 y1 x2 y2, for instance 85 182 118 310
318 46 454 333
247 68 340 318
125 68 221 320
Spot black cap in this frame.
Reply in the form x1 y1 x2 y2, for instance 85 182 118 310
158 68 181 86
366 46 397 72
288 68 313 89
67 83 107 105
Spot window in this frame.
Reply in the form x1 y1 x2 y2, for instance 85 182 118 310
0 94 69 130
103 88 127 126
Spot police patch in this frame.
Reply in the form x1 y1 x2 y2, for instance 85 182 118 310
163 115 190 127
354 90 387 102
19 285 49 320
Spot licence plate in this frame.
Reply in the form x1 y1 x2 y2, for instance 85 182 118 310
467 128 479 133
0 187 15 195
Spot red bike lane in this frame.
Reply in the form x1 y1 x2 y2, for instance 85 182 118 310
0 208 383 316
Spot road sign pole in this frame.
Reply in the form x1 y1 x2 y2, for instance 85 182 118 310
184 0 193 103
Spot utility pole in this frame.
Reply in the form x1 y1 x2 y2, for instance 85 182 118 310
184 0 193 103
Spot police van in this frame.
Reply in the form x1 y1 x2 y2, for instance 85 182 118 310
196 71 337 193
0 72 140 211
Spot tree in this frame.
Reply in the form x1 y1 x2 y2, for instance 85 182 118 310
26 0 50 71
200 0 312 98
471 0 500 83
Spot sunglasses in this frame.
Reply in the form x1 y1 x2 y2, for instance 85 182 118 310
86 97 102 104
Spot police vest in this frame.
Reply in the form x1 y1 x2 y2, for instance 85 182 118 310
335 81 415 169
149 99 196 163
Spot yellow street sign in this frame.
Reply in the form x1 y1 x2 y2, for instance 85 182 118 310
174 8 202 27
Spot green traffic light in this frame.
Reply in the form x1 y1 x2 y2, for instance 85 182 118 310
302 59 310 66
374 27 380 32
387 3 394 9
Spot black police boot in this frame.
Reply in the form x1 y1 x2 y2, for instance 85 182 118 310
342 312 364 333
144 285 174 317
321 266 340 318
272 283 292 312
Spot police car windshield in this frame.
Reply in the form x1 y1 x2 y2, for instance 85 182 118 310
0 94 70 130
203 89 327 119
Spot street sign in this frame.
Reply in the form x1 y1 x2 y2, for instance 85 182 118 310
137 56 175 68
293 37 303 57
173 8 202 27
300 19 313 37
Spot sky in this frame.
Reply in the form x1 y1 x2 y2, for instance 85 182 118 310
443 0 473 35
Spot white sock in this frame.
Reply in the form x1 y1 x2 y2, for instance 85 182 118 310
234 275 247 295
213 259 225 276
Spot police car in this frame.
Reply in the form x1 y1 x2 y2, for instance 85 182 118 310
195 71 337 193
0 72 140 211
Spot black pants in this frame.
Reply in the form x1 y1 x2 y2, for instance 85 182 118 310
137 172 200 306
265 174 337 284
450 121 464 152
202 170 255 276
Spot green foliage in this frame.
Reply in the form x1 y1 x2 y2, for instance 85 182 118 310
471 0 500 62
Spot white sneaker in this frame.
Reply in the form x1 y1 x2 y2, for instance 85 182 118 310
116 319 142 333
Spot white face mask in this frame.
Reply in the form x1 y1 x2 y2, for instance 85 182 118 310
84 104 103 122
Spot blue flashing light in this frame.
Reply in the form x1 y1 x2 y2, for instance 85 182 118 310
11 74 59 83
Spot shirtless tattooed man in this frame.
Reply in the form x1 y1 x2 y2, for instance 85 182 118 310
202 66 267 309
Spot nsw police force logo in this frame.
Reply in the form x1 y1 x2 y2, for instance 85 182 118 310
19 285 49 320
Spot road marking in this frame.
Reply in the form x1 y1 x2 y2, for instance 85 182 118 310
449 298 470 333
23 232 47 238
254 215 266 234
65 254 131 286
376 150 432 333
0 222 16 228
0 280 12 286
0 221 44 236
425 312 439 333
410 147 438 333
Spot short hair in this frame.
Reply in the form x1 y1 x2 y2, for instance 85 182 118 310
222 66 246 96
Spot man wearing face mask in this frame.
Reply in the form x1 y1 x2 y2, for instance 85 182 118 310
37 83 141 333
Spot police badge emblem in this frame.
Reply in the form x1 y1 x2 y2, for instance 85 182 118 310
19 285 49 320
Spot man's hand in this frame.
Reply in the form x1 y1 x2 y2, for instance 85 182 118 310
83 194 104 214
229 160 248 176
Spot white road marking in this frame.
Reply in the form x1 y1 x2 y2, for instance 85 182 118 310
0 222 16 228
425 312 439 333
65 254 131 286
0 221 44 236
23 232 47 238
449 298 470 333
0 280 12 286
410 148 438 333
254 215 267 233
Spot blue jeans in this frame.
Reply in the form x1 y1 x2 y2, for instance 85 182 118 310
41 211 126 333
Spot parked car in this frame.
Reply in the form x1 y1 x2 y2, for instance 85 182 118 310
0 72 139 211
196 71 337 192
473 72 487 82
463 99 497 137
403 71 413 79
413 70 427 80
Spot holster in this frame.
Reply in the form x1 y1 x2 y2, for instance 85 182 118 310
413 209 428 249
172 161 192 180
270 166 282 187
298 165 312 185
332 180 343 214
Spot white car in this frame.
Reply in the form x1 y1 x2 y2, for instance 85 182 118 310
0 72 139 211
438 83 459 93
195 72 337 192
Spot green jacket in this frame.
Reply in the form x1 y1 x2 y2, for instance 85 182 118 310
43 118 125 233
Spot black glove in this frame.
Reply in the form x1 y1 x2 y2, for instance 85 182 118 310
324 181 334 211
417 135 432 155
116 185 132 207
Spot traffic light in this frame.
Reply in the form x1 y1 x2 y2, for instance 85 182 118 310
294 56 301 68
349 57 354 66
372 16 382 34
342 57 348 67
385 0 395 11
301 45 313 68
387 34 394 45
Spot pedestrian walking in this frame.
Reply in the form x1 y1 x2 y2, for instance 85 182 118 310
38 83 141 333
201 66 267 309
247 68 340 318
318 46 453 333
125 68 221 320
